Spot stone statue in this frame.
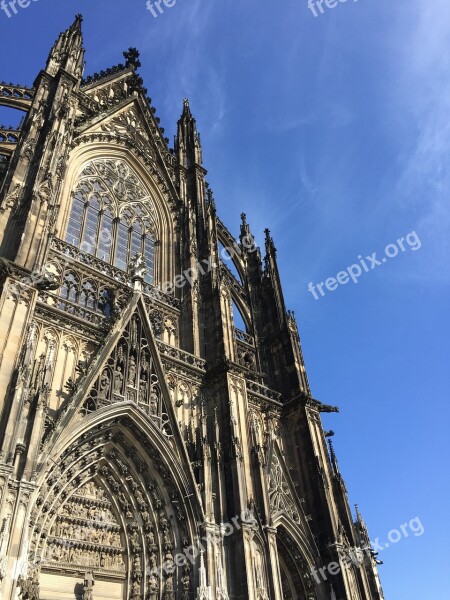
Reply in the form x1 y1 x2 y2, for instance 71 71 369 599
114 367 123 393
17 570 40 600
127 356 137 386
130 580 141 600
138 381 147 403
98 371 110 399
164 574 175 600
182 572 190 600
146 529 155 546
149 392 158 416
82 570 95 600
132 554 142 580
129 253 147 280
148 574 158 600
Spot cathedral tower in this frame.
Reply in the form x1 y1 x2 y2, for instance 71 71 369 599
0 17 383 600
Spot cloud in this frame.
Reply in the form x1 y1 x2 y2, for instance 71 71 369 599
384 0 450 282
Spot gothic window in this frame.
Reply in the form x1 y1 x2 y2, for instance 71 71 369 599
80 195 100 253
79 280 97 310
97 206 114 262
66 196 84 247
114 220 129 271
65 159 157 284
98 288 114 317
60 271 80 304
232 299 247 332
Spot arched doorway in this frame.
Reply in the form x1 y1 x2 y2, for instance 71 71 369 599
276 527 317 600
24 408 201 600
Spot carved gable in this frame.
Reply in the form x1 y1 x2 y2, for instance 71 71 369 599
81 306 172 438
267 449 304 526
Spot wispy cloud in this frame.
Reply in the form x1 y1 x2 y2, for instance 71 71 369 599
388 0 450 282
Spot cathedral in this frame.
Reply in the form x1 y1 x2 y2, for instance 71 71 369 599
0 15 384 600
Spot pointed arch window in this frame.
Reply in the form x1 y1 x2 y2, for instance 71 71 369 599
64 158 157 284
114 220 129 272
97 206 114 262
66 196 84 247
80 195 100 254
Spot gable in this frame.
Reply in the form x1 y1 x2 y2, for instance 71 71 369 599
45 294 183 455
267 445 309 531
74 98 178 196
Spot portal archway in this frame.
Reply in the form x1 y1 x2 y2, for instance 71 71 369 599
25 407 202 600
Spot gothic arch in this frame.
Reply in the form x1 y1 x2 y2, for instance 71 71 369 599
231 297 250 333
218 239 245 285
216 226 246 283
26 403 204 600
274 521 319 600
56 144 177 286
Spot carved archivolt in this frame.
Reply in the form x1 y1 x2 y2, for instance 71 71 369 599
27 416 194 599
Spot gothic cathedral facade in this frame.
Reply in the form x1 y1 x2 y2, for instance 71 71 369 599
0 16 383 600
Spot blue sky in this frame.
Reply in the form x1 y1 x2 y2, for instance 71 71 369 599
1 0 449 597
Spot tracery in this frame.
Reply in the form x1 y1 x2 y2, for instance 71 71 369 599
65 158 157 284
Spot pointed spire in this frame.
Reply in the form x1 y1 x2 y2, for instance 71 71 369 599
196 549 212 600
71 13 83 33
239 213 257 255
182 97 193 119
264 228 276 256
176 98 202 167
123 48 141 70
355 504 366 528
328 439 340 476
216 553 229 600
46 15 85 78
240 213 249 237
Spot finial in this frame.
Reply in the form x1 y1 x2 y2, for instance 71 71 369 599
328 439 340 475
328 438 335 455
182 97 193 118
123 48 141 70
264 228 276 254
129 253 147 291
355 504 363 522
241 213 247 225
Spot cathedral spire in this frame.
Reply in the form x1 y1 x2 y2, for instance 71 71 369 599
328 439 340 477
264 228 276 257
240 213 255 250
176 98 202 167
123 47 141 70
263 228 286 323
45 14 85 79
196 549 212 600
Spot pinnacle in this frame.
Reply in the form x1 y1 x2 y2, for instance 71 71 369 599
123 48 141 70
181 97 193 119
70 14 84 33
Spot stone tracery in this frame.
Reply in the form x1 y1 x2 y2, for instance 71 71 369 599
27 414 193 600
65 158 157 284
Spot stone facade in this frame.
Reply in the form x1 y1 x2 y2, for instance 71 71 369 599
0 15 384 600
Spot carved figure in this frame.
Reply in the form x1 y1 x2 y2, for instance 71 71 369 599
149 392 158 416
114 366 123 393
82 570 95 600
99 371 110 399
128 355 137 386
